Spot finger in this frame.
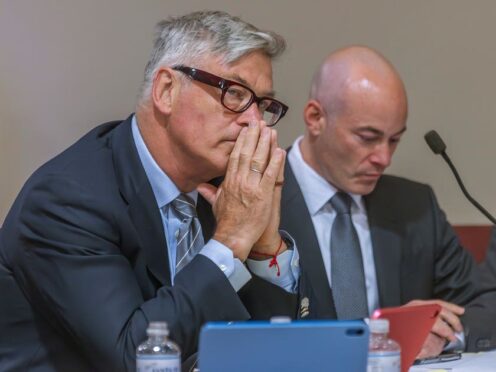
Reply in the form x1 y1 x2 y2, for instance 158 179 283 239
404 300 462 334
270 147 285 216
226 127 248 177
274 132 285 186
439 308 463 333
197 183 218 205
427 299 465 315
238 121 261 176
248 126 271 182
260 148 285 190
406 299 465 315
418 334 444 359
270 126 278 154
438 301 465 316
431 317 457 341
269 129 282 178
417 333 445 359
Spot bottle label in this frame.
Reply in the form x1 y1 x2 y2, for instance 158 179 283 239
136 355 181 372
367 352 401 372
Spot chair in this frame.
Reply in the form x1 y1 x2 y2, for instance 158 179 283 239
453 225 492 263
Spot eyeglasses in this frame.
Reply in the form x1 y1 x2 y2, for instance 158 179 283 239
172 65 288 126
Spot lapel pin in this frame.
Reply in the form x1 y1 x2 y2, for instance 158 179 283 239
300 297 310 318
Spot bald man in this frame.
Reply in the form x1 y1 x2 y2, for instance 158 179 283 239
281 46 496 358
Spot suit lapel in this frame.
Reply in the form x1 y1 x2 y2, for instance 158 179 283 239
281 162 337 318
111 115 171 286
365 182 404 308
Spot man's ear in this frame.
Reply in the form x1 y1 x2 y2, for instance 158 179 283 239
151 67 178 115
304 99 326 136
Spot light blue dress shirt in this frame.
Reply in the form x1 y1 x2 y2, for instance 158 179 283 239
131 116 299 292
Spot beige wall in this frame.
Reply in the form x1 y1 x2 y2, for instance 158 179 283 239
1 0 495 225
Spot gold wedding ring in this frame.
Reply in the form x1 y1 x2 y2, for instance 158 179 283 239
250 167 263 174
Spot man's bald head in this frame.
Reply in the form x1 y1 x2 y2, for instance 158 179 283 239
309 46 407 120
301 46 408 195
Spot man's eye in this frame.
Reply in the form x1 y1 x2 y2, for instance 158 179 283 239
226 87 246 100
259 100 272 111
358 135 377 143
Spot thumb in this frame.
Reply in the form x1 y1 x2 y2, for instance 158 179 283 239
197 183 218 205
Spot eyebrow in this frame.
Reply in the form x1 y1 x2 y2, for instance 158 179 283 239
229 73 276 98
356 126 407 137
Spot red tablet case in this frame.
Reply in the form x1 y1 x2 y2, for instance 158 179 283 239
371 304 441 372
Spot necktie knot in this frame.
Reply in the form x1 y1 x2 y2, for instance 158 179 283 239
172 193 197 219
330 192 352 215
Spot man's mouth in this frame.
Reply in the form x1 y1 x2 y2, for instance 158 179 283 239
359 173 382 180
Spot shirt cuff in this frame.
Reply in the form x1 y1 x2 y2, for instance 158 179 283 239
444 331 465 351
246 230 300 293
199 239 251 292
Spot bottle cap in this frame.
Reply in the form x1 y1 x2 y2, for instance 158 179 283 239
270 316 291 324
147 321 170 336
369 318 389 333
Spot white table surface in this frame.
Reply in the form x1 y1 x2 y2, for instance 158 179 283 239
409 350 496 372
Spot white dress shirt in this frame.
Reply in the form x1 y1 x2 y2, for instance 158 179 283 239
288 136 379 315
288 136 464 349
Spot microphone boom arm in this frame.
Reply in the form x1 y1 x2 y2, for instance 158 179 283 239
441 152 496 225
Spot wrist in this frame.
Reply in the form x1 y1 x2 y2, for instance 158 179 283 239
250 240 286 260
252 235 287 257
213 231 252 261
249 238 285 276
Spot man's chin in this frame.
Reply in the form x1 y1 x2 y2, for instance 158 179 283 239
349 179 379 196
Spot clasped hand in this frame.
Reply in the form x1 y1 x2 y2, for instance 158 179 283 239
198 121 286 261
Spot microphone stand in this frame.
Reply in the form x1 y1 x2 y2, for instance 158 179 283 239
440 151 496 225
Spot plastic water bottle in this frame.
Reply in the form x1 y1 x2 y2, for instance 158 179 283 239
136 321 181 372
367 319 401 372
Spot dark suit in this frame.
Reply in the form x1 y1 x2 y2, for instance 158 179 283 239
0 116 297 371
281 159 496 351
480 227 496 286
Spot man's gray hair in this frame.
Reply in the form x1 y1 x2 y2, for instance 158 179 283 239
138 10 286 104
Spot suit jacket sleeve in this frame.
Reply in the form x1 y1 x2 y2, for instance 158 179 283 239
428 186 480 303
11 174 250 370
426 186 496 351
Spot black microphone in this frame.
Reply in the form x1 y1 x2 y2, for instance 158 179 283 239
424 130 496 225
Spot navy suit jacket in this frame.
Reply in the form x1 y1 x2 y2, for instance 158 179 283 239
281 159 496 352
0 116 297 371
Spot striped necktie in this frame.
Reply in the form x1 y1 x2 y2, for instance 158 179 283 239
172 193 204 273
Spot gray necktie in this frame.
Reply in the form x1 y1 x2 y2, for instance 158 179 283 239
172 194 204 273
330 192 368 319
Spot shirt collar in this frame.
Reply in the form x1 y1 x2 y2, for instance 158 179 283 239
288 136 365 215
131 115 197 208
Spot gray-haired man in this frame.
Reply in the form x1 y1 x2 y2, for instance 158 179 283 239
0 11 300 371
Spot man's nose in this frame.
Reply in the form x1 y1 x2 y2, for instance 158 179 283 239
237 102 263 125
370 142 393 168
